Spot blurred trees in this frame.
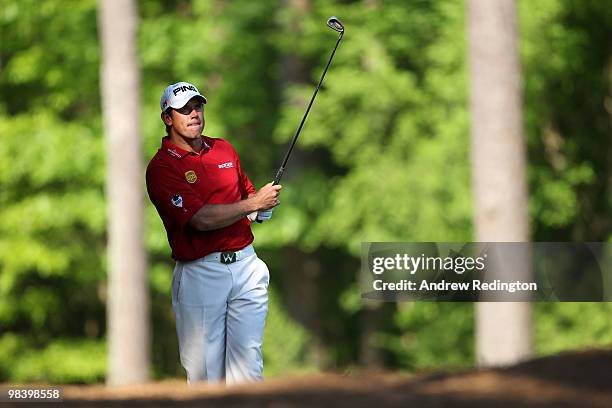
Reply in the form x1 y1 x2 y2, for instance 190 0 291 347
0 0 107 382
0 0 610 382
98 0 149 384
520 0 611 241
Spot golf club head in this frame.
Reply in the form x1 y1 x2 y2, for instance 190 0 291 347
327 16 344 33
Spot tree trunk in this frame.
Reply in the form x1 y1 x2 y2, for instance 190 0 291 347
467 0 533 367
98 0 150 385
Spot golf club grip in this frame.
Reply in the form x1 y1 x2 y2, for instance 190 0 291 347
273 167 284 186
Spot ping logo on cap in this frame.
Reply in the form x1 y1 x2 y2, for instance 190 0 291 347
173 84 197 96
161 81 207 111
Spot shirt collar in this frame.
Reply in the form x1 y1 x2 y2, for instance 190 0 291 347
161 136 211 159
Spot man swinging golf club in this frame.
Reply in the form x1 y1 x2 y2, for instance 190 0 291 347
146 16 344 385
146 81 281 384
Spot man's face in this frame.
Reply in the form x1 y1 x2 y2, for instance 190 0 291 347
163 97 205 140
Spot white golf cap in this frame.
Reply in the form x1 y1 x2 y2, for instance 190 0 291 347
160 82 207 111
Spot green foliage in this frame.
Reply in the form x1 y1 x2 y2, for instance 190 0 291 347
535 303 612 354
0 336 106 383
387 303 474 371
520 0 611 240
271 0 472 254
0 0 100 117
263 288 317 377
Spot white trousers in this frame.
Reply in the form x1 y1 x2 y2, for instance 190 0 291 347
171 245 269 384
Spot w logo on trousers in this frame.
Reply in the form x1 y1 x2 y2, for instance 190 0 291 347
221 252 237 264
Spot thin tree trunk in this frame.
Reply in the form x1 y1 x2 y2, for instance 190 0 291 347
98 0 149 385
468 0 533 367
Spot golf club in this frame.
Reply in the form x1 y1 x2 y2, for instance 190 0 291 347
257 16 344 222
273 16 344 186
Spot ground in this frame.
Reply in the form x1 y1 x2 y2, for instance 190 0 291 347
3 349 611 407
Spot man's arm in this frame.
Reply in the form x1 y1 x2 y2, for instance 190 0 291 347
189 183 281 231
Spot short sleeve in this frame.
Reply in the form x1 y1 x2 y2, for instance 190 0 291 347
146 161 205 228
231 145 256 198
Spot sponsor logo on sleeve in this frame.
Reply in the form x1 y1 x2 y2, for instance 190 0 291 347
171 194 183 208
218 162 234 169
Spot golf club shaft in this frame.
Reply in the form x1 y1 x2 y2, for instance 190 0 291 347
273 31 344 185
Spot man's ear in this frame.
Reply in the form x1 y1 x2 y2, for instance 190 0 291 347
161 111 173 126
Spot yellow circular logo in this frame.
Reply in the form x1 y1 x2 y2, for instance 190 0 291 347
185 170 197 184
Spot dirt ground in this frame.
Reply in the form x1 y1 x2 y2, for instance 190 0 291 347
3 348 611 408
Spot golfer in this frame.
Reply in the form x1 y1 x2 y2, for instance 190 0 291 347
146 81 281 384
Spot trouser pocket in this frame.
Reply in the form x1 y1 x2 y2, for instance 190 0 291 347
172 262 184 305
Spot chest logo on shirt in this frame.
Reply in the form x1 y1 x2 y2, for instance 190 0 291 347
171 194 183 208
218 162 234 169
184 170 197 184
167 148 181 158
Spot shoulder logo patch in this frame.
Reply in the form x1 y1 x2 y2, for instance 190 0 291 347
171 194 183 208
218 162 234 169
185 170 197 183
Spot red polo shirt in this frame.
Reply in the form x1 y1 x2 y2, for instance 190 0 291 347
146 136 257 261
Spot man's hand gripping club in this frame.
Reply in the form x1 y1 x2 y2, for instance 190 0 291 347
248 182 281 223
190 182 281 231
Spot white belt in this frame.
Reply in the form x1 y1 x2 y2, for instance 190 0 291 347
202 244 255 264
